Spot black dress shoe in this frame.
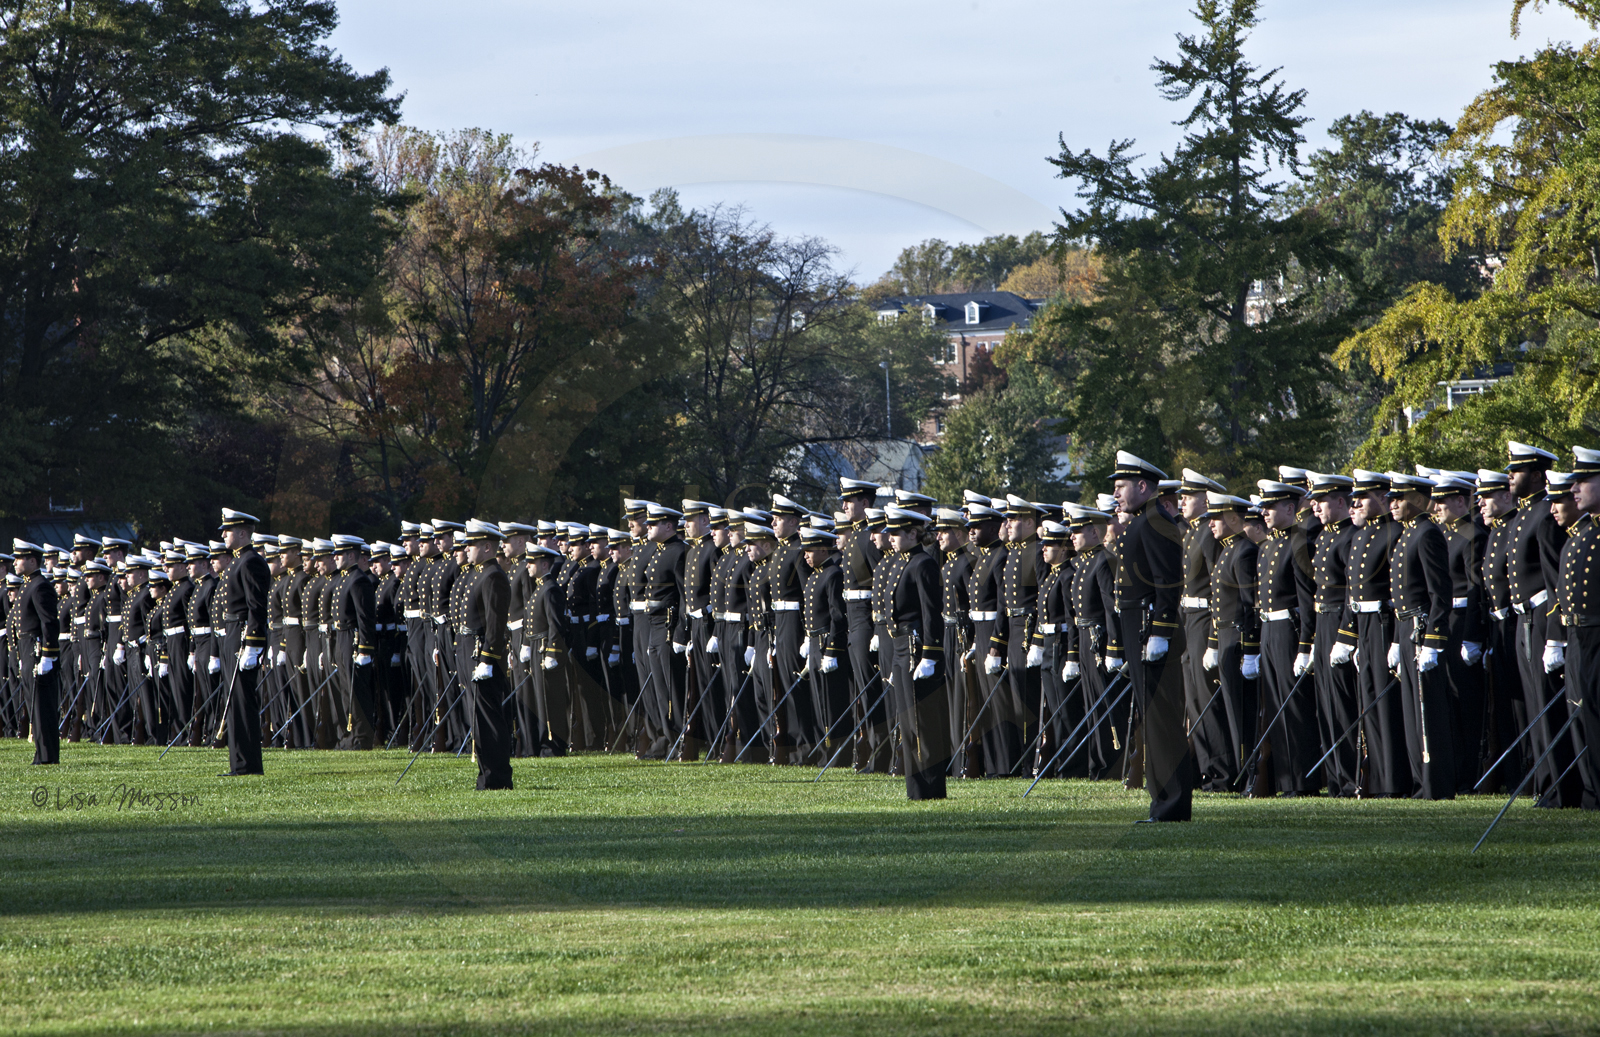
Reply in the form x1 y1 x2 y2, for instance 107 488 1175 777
1133 817 1160 824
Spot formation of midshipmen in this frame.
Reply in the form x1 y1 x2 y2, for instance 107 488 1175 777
4 439 1598 815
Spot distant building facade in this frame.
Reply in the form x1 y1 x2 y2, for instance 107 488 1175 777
874 290 1044 439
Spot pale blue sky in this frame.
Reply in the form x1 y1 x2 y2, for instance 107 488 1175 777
328 0 1592 279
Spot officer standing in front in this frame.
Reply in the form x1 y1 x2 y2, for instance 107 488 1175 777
1109 451 1196 821
12 540 61 764
217 509 272 776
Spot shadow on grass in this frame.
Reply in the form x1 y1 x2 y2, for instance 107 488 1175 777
38 1005 1600 1037
2 800 1597 916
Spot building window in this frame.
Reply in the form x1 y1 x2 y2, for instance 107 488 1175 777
965 301 982 325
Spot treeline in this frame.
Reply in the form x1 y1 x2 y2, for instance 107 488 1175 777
0 2 955 540
8 0 1596 541
931 0 1600 496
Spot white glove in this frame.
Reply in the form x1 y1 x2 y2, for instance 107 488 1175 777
208 655 222 675
1387 643 1402 671
432 648 440 666
1329 642 1354 667
984 653 1003 676
354 653 372 667
303 651 311 670
519 644 532 663
1025 644 1044 668
912 658 937 680
186 652 196 671
472 661 494 681
113 644 126 665
706 635 719 654
1417 646 1441 673
1461 641 1484 666
317 652 324 669
391 653 401 666
1544 641 1566 673
542 654 559 671
1241 654 1260 680
36 656 54 676
1105 655 1125 672
799 641 809 658
1063 660 1081 680
241 645 264 670
607 650 620 667
586 646 598 660
869 634 880 652
744 646 756 666
158 661 169 678
1202 647 1218 671
820 654 839 673
1144 635 1169 662
1293 652 1312 678
275 649 288 667
672 641 688 655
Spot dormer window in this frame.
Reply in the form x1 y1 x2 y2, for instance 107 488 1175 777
922 303 939 325
964 301 983 325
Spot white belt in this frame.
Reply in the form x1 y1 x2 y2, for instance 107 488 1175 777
1452 597 1470 609
1180 596 1210 609
1262 609 1292 622
106 616 121 624
771 600 800 611
1037 623 1058 634
719 611 743 622
596 614 610 623
642 599 668 609
842 590 872 600
1513 590 1548 614
164 626 186 636
617 617 631 626
970 610 999 621
73 617 85 625
403 609 423 619
629 602 647 611
318 624 329 633
191 626 212 636
689 608 704 619
1352 600 1384 614
1492 607 1512 621
283 617 301 626
507 619 524 631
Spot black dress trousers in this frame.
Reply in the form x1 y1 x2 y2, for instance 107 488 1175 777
891 636 949 800
222 625 264 775
1119 610 1195 821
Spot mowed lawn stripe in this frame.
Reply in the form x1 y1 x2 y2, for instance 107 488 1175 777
1 741 1597 1035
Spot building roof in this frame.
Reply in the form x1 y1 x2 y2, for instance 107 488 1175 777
875 291 1043 334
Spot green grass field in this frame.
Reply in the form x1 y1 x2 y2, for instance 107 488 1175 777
2 738 1597 1036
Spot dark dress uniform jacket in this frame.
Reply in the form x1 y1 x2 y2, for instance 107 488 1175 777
1555 514 1600 808
453 559 514 789
1113 499 1194 820
1391 514 1457 797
